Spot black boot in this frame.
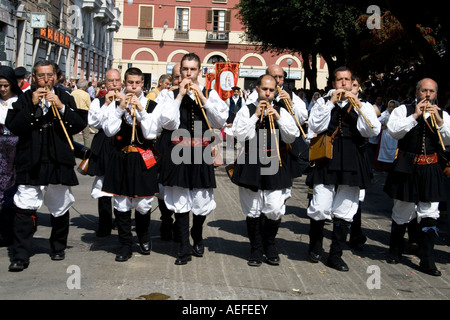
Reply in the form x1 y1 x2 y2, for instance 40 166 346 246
349 204 367 250
114 209 133 262
96 196 113 237
386 220 406 264
309 218 325 263
159 199 174 241
135 210 151 255
407 218 420 254
174 212 192 265
246 216 264 266
49 211 70 261
418 218 441 276
8 209 37 272
191 214 206 257
327 218 350 271
262 215 281 265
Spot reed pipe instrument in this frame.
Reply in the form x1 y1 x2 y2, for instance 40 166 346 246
44 86 74 150
261 101 282 167
424 99 445 151
277 87 306 138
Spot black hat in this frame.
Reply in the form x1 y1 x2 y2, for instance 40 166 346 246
232 86 240 91
0 66 23 96
14 66 27 78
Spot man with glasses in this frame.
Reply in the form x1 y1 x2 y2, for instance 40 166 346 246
6 60 87 272
87 69 121 237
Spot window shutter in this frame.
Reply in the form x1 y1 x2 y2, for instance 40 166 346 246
140 6 153 28
225 10 231 31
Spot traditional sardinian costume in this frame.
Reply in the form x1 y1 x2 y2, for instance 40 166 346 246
384 102 446 203
382 101 450 275
305 95 380 271
230 101 299 266
102 99 159 198
157 86 228 263
6 85 87 267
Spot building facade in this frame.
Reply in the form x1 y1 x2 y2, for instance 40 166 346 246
0 0 120 83
114 0 328 91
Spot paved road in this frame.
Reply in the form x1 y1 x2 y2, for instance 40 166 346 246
0 133 449 305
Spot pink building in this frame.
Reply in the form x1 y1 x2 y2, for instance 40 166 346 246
114 0 328 90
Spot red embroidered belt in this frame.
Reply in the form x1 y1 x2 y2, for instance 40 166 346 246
172 137 210 147
414 153 438 165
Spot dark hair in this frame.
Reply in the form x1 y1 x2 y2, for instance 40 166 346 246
333 66 352 81
181 53 201 69
32 60 55 75
124 67 143 81
256 74 276 87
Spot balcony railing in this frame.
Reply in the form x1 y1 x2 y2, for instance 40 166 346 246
206 31 229 43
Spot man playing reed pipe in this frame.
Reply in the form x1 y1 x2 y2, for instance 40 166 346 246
87 69 121 237
230 74 299 267
306 66 381 272
6 60 87 271
383 78 450 276
101 67 178 262
157 53 228 265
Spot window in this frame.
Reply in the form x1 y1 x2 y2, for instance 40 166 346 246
206 9 231 32
139 6 153 38
176 8 189 31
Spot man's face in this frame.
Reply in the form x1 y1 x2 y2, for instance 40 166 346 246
105 70 121 91
181 59 200 82
233 89 240 96
172 65 181 85
351 80 360 95
124 74 143 96
417 79 437 103
268 66 284 87
257 76 276 103
33 65 55 89
333 70 352 91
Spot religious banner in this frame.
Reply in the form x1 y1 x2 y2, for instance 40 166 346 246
214 62 239 101
205 72 216 90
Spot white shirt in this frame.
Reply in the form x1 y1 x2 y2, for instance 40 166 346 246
0 96 18 134
387 101 450 145
232 102 300 144
156 86 228 130
308 96 381 138
102 92 178 140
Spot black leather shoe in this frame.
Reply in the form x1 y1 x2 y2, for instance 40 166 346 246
327 256 349 272
247 259 262 267
8 260 29 272
175 254 192 265
115 252 132 262
419 267 442 277
309 250 322 263
265 256 280 266
192 242 204 257
50 251 65 261
139 241 151 255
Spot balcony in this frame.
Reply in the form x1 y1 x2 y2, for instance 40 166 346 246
138 28 153 38
82 0 102 11
206 31 229 43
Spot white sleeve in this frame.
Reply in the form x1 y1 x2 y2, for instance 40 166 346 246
356 101 381 138
307 97 333 134
203 89 228 129
277 107 300 144
231 104 258 141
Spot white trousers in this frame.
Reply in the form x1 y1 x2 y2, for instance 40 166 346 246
307 184 360 222
163 186 216 216
239 187 291 221
113 195 154 215
13 184 75 217
90 176 113 199
392 199 440 225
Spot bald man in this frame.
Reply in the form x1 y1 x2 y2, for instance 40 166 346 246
384 78 450 276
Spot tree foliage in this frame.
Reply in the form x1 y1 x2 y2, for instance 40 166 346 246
236 0 449 94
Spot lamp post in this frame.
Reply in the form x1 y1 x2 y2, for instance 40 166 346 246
286 58 293 89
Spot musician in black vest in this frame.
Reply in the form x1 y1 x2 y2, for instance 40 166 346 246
101 67 178 262
6 60 88 271
306 66 381 271
384 78 450 276
158 53 228 265
87 69 120 237
231 74 299 266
